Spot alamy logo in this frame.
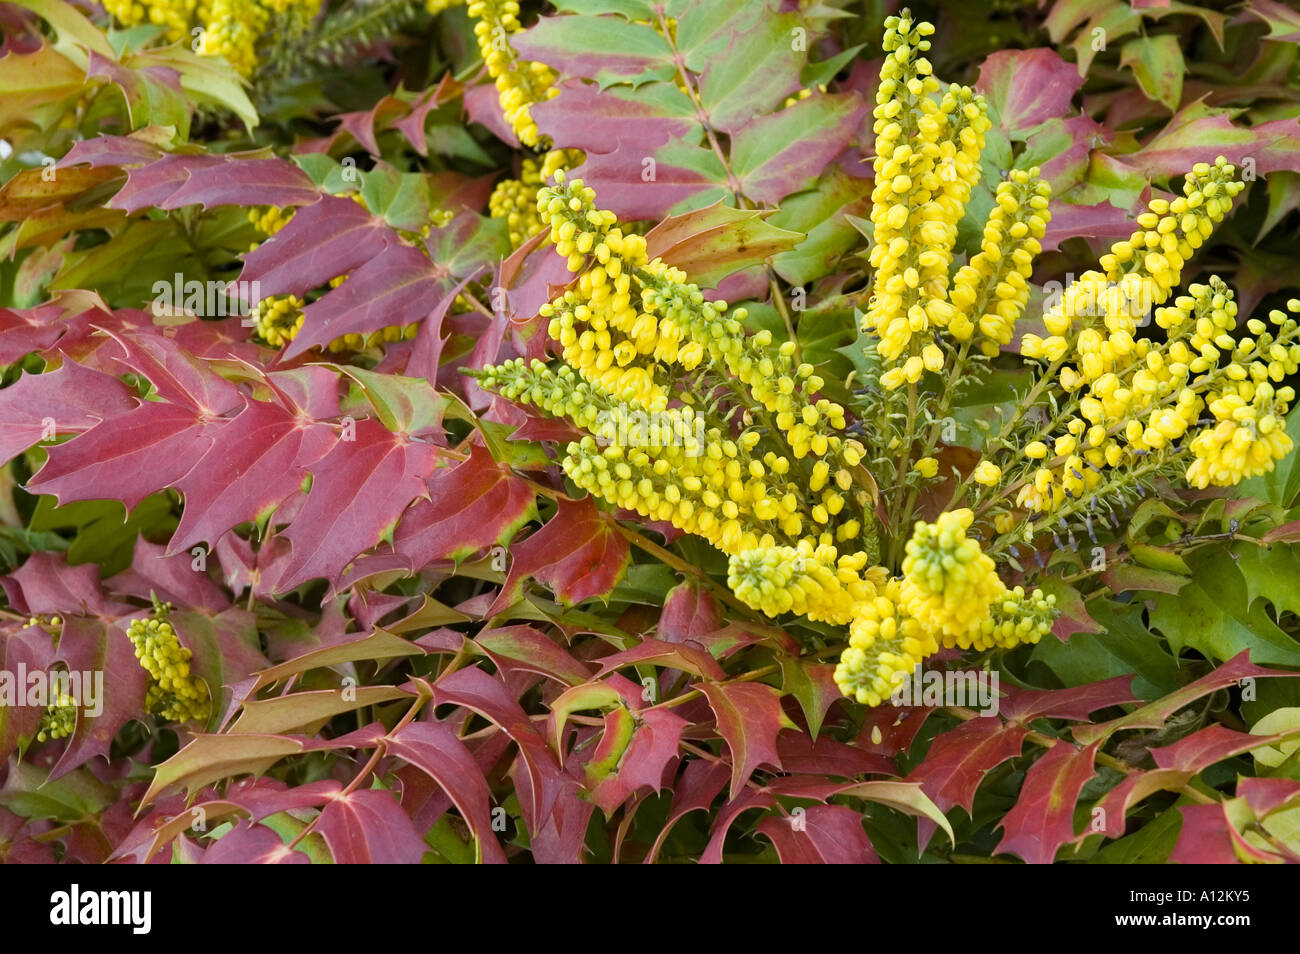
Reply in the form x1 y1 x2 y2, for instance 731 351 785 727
49 885 151 934
890 667 1000 717
0 664 103 717
151 273 262 318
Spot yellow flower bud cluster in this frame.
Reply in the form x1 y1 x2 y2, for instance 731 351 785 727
103 0 201 42
727 544 876 625
947 168 1051 353
426 0 465 13
1185 296 1300 487
248 204 292 239
965 584 1056 651
900 508 1006 641
490 159 545 248
127 606 211 725
37 688 78 743
865 12 992 383
469 0 558 148
833 578 938 707
1024 158 1245 359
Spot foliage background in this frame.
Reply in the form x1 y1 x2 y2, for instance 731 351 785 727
1 0 1300 863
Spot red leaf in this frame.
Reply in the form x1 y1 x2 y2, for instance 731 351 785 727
315 788 424 864
1150 724 1280 773
241 195 388 300
976 48 1083 135
286 242 452 359
474 625 593 687
995 741 1100 864
1073 652 1298 745
909 716 1028 816
700 681 788 800
658 581 723 643
1169 803 1241 864
200 821 309 864
487 496 630 613
1000 676 1138 724
699 788 773 864
757 804 877 864
595 636 726 681
2 551 130 618
47 616 148 778
274 419 438 590
28 401 214 511
110 154 319 213
587 707 688 815
393 443 535 569
107 538 231 613
432 666 563 830
776 732 896 778
0 362 135 463
644 759 730 863
169 398 335 553
384 720 508 864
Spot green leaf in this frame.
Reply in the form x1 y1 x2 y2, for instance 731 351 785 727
1120 34 1185 111
1150 548 1300 667
0 761 114 822
338 365 449 436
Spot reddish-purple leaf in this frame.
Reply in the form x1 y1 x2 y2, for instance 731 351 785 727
1150 724 1281 773
586 707 687 815
110 154 319 213
645 759 730 864
658 581 723 643
2 551 130 618
240 195 388 300
315 788 424 864
432 666 563 829
1237 777 1300 818
0 625 57 761
995 740 1100 864
910 715 1028 816
757 804 877 864
595 636 726 681
699 788 773 864
286 242 451 359
488 496 630 612
200 821 309 864
1169 803 1241 864
48 616 148 778
475 625 593 687
384 720 508 864
170 398 335 553
106 538 230 613
1073 652 1298 745
1000 676 1137 724
0 362 135 464
394 442 535 569
977 48 1083 135
776 732 896 778
28 400 215 512
274 419 438 591
1089 768 1195 839
700 681 788 800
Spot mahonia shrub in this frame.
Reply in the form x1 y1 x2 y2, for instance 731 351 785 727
4 0 1300 868
479 11 1300 711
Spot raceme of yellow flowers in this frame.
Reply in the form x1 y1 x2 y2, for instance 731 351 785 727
101 0 322 76
477 10 1298 708
127 602 211 724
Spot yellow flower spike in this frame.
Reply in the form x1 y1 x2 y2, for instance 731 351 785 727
900 508 1004 640
833 578 939 706
728 545 877 625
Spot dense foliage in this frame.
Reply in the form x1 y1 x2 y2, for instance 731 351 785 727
3 0 1300 865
